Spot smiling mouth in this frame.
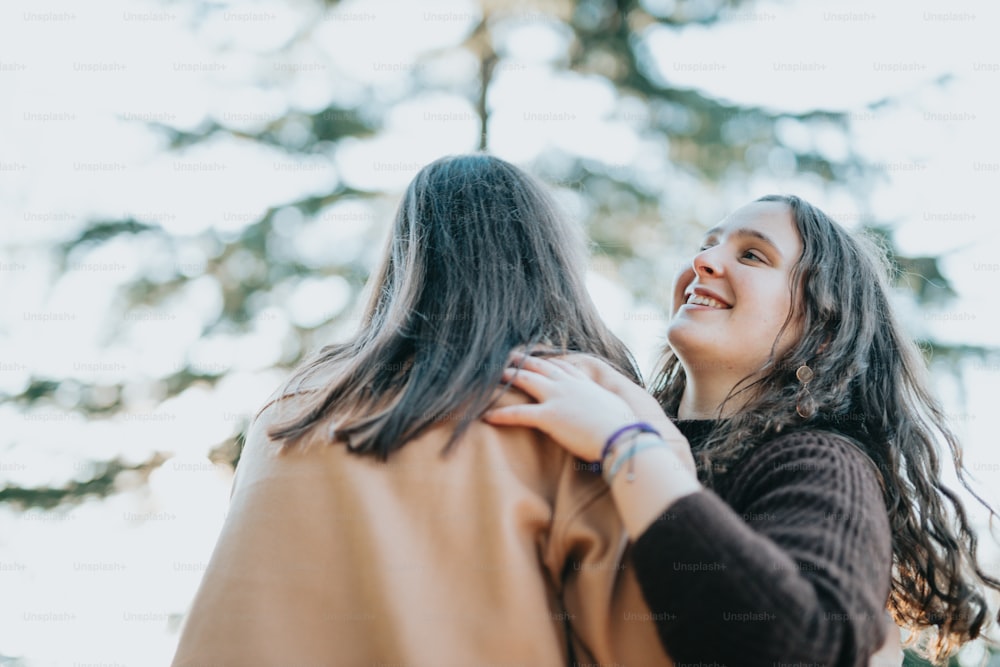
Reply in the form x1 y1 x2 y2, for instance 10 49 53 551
685 293 731 309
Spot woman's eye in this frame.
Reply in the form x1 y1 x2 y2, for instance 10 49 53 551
742 250 763 262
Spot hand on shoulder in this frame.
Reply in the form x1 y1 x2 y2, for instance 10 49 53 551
484 353 694 475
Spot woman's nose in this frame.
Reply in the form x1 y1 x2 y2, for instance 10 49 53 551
692 247 722 277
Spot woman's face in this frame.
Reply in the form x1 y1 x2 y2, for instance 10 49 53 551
667 201 804 381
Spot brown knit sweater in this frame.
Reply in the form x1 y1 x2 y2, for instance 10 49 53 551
631 421 893 667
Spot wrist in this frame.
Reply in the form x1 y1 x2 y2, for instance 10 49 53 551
608 445 703 539
599 419 660 465
602 432 667 485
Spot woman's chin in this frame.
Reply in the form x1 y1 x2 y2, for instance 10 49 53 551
666 320 715 353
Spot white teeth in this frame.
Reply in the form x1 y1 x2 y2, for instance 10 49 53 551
687 294 728 309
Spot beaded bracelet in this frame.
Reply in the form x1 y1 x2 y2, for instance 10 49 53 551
603 434 668 485
600 422 660 462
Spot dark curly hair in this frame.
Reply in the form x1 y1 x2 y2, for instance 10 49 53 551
651 194 999 662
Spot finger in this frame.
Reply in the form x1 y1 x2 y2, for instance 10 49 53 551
507 346 528 365
506 349 535 371
507 344 557 366
575 354 636 388
580 353 614 371
513 354 571 380
548 358 589 380
482 405 545 428
500 367 554 401
541 352 608 383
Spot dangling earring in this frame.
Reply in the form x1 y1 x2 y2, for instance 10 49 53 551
795 364 816 418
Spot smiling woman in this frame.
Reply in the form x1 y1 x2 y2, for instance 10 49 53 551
667 200 804 415
486 195 1000 666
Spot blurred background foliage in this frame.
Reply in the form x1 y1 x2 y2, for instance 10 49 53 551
4 0 985 499
2 0 998 664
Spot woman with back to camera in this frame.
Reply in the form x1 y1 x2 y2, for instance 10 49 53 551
170 154 674 666
486 195 1000 666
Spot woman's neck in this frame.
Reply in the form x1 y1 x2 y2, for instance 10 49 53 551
677 375 742 420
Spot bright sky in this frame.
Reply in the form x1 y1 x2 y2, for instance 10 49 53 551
2 0 999 664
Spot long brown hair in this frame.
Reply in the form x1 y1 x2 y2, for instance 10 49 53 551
268 153 639 458
652 194 999 661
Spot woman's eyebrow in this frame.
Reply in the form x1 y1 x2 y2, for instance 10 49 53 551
703 226 784 260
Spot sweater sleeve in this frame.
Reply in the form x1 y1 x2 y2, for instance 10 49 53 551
631 430 893 667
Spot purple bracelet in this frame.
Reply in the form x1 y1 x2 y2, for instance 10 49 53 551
600 422 661 462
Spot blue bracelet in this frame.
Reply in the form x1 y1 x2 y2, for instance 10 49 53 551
600 422 660 462
604 436 668 484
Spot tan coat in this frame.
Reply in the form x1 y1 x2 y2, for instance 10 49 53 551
172 386 674 667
